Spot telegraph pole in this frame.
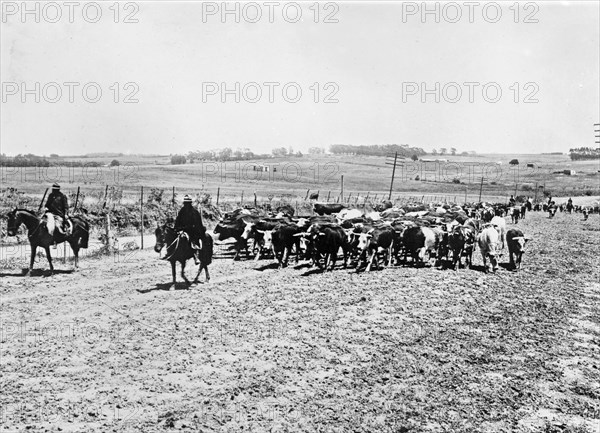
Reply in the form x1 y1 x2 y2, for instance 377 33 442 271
388 152 398 200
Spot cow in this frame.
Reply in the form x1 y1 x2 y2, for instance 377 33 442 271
302 224 349 271
213 215 257 260
490 216 506 249
431 226 449 266
583 208 590 221
520 204 527 220
355 226 396 272
506 228 529 271
510 207 520 224
401 226 437 265
548 206 557 218
313 203 347 216
477 226 500 273
241 219 282 260
447 225 476 270
259 223 303 268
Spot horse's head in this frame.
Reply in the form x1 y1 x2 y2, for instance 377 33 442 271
154 224 165 253
6 208 21 236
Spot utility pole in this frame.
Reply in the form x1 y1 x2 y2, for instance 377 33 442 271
388 152 398 200
478 176 484 202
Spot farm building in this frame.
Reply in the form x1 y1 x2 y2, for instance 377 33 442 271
563 169 576 175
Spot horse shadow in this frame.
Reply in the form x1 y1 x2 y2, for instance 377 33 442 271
137 281 191 294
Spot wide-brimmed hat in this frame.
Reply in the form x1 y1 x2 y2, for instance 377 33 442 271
183 195 192 203
52 183 60 190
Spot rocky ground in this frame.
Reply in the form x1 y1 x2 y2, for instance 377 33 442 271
1 212 599 432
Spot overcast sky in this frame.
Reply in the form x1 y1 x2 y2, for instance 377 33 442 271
1 1 598 156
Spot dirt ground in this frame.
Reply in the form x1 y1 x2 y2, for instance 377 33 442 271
1 212 599 432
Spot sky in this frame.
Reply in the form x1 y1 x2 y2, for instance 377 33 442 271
1 1 599 156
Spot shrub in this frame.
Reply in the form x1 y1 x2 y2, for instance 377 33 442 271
415 175 420 181
452 178 461 184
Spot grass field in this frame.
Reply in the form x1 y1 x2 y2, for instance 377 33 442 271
2 154 599 207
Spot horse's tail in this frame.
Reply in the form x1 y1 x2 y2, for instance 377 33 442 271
201 233 214 266
73 217 90 248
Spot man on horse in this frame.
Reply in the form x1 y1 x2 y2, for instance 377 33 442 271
174 195 205 265
44 183 71 242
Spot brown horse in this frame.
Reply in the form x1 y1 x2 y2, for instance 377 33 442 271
6 208 89 275
154 224 213 285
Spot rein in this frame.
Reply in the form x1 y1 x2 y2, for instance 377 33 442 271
160 229 184 261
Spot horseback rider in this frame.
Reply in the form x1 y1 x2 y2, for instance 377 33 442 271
174 195 205 265
508 195 516 206
44 183 70 241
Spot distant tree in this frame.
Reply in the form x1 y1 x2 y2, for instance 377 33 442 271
170 154 186 165
411 154 419 161
295 151 303 157
218 147 232 161
431 149 438 155
460 151 469 156
272 147 288 157
308 147 325 155
50 153 59 158
509 159 519 165
110 159 120 166
439 148 447 155
450 147 457 156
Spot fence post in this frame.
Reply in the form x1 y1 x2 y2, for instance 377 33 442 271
254 191 257 207
304 189 310 200
241 190 244 205
172 186 175 206
140 186 144 249
216 187 220 207
327 191 331 202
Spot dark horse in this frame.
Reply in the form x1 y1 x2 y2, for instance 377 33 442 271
6 208 90 275
154 224 213 285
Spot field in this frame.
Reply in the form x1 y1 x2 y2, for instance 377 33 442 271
2 154 600 208
1 211 599 432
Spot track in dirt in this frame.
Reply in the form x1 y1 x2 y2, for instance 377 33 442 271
1 212 599 432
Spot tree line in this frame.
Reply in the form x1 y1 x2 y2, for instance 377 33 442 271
569 147 600 160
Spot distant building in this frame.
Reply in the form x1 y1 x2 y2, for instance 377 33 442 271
563 169 576 175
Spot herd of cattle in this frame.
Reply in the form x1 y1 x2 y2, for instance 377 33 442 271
210 199 596 274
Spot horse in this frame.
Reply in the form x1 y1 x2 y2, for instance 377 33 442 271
154 224 213 285
6 208 90 275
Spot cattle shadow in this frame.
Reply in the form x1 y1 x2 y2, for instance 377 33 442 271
137 281 191 294
253 262 280 272
0 268 75 277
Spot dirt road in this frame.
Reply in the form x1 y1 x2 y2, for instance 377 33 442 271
1 212 599 432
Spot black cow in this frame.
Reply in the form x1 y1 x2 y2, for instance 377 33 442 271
447 225 476 270
355 226 396 272
506 228 529 271
260 223 303 268
304 224 349 271
510 207 520 224
313 203 346 216
213 215 257 260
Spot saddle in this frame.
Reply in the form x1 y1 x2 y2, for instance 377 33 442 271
43 213 73 237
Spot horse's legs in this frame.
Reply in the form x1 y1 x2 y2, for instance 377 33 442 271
27 245 37 275
171 261 177 284
180 260 189 284
44 246 54 275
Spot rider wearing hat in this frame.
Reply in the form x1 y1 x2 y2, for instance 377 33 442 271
44 183 70 237
174 195 205 264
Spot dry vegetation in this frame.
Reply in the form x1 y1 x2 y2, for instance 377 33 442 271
1 211 599 432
